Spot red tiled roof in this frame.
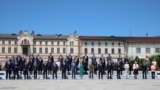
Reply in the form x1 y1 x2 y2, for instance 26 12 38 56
124 37 160 43
79 36 160 43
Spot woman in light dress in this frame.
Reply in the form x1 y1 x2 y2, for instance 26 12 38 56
124 61 129 79
133 61 139 79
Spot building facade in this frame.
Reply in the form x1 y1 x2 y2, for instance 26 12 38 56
0 31 79 65
0 30 160 66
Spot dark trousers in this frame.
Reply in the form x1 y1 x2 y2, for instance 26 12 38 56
107 70 112 79
117 70 121 79
120 67 123 75
38 69 42 75
72 70 76 79
66 66 70 74
89 71 94 79
6 70 11 79
62 70 66 79
102 66 105 74
29 70 32 75
129 69 132 75
53 71 57 79
43 70 47 79
98 70 103 79
142 70 147 79
34 71 37 79
13 69 19 79
151 71 155 79
84 66 88 74
23 70 28 79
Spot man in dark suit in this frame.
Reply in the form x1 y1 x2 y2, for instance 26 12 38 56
13 59 19 79
28 55 34 75
100 54 106 74
58 54 63 71
74 56 79 74
71 60 76 79
42 62 48 79
38 57 43 75
116 61 121 79
117 55 123 75
91 54 97 74
20 56 25 75
5 60 11 80
68 53 72 71
98 61 103 79
83 54 89 74
61 60 67 79
48 53 54 74
10 56 15 75
107 60 113 79
65 56 70 75
142 60 148 79
23 60 29 79
52 61 58 79
33 61 38 79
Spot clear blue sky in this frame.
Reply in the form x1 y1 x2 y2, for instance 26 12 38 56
0 0 160 36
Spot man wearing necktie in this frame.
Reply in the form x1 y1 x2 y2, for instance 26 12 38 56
142 60 148 79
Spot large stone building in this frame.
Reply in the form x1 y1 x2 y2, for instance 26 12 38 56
0 30 160 66
0 30 79 66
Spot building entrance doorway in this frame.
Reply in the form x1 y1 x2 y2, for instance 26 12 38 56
23 47 28 56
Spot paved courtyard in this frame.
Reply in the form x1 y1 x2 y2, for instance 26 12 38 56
0 80 160 90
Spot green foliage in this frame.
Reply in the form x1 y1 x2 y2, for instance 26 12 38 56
149 54 160 67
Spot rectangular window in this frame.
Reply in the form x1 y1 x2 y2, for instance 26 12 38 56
92 42 94 46
84 48 88 54
8 41 11 45
136 47 141 53
91 48 94 54
51 41 54 45
105 48 108 54
146 48 150 53
112 42 114 46
155 48 160 53
34 41 36 45
111 48 114 54
98 42 101 46
57 41 59 45
118 48 121 54
98 48 101 54
2 41 5 45
45 48 48 53
2 47 5 53
105 42 107 46
70 48 74 53
39 48 42 53
14 47 17 53
85 42 87 46
15 41 17 45
118 42 120 46
63 41 65 45
51 48 54 53
63 48 66 54
8 47 11 53
40 41 42 45
33 48 36 53
57 48 60 54
45 41 48 45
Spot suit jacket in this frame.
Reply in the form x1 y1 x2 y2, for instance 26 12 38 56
61 63 67 71
142 63 148 71
52 63 58 72
98 64 103 71
107 62 113 70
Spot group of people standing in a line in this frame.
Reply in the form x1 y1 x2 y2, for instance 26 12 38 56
4 53 157 80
